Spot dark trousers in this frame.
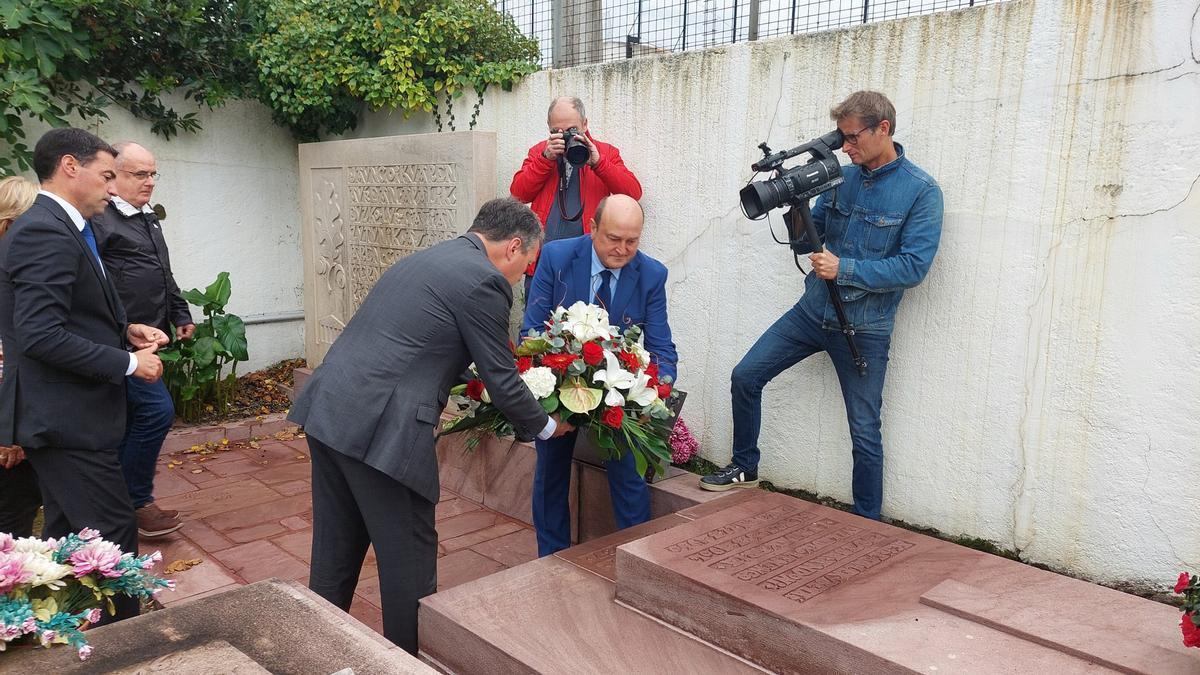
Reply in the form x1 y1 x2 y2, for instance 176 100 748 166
532 430 651 557
307 436 437 655
0 460 41 537
117 376 175 508
24 446 140 623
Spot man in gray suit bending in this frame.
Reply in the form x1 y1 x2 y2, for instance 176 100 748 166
288 198 572 654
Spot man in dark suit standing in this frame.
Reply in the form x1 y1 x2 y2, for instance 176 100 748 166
0 128 169 622
522 194 678 556
288 198 572 655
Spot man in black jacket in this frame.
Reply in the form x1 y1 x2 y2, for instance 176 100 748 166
93 141 193 538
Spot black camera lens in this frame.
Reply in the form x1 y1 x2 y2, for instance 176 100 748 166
740 157 843 219
562 130 589 167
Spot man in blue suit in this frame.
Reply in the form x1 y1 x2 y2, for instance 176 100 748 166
522 194 677 556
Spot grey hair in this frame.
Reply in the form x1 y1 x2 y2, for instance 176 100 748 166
468 198 544 253
547 96 586 122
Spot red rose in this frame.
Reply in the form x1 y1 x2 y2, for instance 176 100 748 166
465 379 485 401
581 342 605 366
602 405 624 429
1177 572 1192 595
657 383 672 399
617 351 640 371
1183 612 1200 648
645 363 659 378
516 356 533 373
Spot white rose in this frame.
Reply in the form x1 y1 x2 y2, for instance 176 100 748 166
520 366 558 400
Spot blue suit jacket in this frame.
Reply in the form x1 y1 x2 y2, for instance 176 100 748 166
523 235 677 381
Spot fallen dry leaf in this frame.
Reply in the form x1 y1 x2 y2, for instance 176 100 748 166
164 558 203 574
190 469 203 474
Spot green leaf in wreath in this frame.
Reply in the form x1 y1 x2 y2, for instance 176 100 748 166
515 337 551 356
539 393 559 413
558 377 602 414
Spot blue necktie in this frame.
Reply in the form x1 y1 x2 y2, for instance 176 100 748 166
81 220 104 275
595 269 612 309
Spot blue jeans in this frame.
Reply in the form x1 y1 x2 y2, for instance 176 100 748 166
532 430 651 557
730 303 892 520
117 377 175 509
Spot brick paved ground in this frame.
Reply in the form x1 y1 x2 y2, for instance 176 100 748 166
143 422 538 635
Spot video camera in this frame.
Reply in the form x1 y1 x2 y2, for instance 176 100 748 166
738 128 867 377
739 129 845 220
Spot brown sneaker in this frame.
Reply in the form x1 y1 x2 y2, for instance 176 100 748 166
136 503 183 538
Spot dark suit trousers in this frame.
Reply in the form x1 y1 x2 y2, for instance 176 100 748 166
0 460 41 537
24 446 140 623
307 435 436 655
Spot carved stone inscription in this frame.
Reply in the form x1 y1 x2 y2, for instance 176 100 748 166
664 506 915 605
310 168 349 361
346 163 460 309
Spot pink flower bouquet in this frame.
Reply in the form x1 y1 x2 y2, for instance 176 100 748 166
0 529 173 660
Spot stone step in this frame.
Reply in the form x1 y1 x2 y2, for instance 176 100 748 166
418 516 768 674
614 491 1199 675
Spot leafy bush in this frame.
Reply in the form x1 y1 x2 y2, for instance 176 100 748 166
1 0 540 168
0 0 259 173
158 272 249 422
251 0 540 139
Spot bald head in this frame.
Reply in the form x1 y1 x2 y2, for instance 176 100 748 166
590 195 644 270
547 96 588 136
112 141 158 208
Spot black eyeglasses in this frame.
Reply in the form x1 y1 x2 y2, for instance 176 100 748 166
120 170 160 181
842 124 879 145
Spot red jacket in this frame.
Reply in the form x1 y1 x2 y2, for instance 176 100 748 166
509 134 642 274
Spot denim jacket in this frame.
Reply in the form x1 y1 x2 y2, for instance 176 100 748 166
798 143 943 335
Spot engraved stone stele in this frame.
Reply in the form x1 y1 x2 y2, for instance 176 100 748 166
3 579 435 674
298 132 496 367
615 491 1200 675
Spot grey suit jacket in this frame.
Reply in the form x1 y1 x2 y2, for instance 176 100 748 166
0 195 132 450
288 234 549 504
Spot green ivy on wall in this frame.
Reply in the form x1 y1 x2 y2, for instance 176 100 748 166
0 0 540 170
252 0 540 139
0 0 258 173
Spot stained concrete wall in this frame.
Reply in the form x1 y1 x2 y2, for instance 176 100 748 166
347 0 1200 584
8 96 303 371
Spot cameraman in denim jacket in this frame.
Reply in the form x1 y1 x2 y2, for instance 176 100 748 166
701 91 943 522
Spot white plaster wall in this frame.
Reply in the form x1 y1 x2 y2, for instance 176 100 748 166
353 0 1200 584
11 95 304 371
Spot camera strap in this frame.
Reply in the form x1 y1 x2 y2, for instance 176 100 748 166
556 159 584 222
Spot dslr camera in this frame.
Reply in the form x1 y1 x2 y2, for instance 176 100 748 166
560 127 590 167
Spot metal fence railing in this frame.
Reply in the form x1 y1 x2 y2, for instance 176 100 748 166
493 0 1001 69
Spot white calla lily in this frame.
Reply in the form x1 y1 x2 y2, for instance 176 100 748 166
604 388 626 407
624 371 660 407
562 301 612 342
593 351 636 392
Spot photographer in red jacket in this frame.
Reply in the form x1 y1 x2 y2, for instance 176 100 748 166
510 96 642 277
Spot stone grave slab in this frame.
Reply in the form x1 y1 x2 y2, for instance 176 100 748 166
4 579 433 674
555 513 689 582
298 131 496 366
109 640 270 674
418 555 766 675
616 491 1199 674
